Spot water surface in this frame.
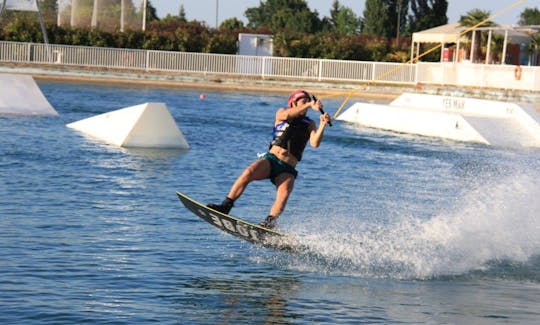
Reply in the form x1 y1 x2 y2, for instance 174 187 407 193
1 81 539 323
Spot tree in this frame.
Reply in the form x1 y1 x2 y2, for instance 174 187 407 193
363 0 388 36
146 0 159 22
388 0 409 39
363 0 411 39
39 0 58 24
459 9 495 62
324 0 361 35
219 17 244 30
178 4 186 22
408 0 448 33
458 8 494 28
518 7 540 65
244 0 321 33
519 7 540 25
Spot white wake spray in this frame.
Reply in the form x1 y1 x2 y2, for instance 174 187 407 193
287 170 540 279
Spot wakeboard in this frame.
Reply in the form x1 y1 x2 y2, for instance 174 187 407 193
176 191 304 252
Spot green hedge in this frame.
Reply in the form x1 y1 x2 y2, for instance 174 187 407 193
0 17 412 62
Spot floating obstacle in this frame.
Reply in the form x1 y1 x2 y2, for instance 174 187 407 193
337 93 540 147
0 73 57 116
67 102 190 149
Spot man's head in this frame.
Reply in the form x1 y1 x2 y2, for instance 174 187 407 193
287 89 311 108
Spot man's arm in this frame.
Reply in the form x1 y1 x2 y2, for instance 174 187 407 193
275 100 313 122
309 116 329 148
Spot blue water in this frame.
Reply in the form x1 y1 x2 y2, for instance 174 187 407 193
1 80 540 324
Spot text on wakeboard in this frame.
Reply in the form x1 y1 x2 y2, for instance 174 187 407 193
196 207 262 242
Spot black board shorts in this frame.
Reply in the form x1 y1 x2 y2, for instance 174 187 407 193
261 152 298 184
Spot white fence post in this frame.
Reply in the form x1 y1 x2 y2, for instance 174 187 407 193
27 43 32 62
318 59 322 81
262 57 266 79
415 62 420 84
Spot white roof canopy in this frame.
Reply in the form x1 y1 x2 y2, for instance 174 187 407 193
412 22 465 43
411 22 534 64
412 22 532 45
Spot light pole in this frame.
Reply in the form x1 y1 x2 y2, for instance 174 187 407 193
91 0 98 28
215 0 219 28
396 0 402 47
142 0 147 31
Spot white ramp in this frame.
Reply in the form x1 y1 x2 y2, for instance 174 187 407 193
67 102 190 149
0 73 57 116
337 93 540 147
337 102 489 144
463 116 533 147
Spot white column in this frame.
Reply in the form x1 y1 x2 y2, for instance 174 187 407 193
470 30 476 62
501 30 508 65
456 38 461 63
485 30 492 64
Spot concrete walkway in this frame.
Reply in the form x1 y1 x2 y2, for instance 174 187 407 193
1 63 539 105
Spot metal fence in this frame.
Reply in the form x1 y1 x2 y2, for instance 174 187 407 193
0 41 538 92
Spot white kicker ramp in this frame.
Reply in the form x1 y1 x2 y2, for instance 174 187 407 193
0 73 57 116
337 102 489 144
337 93 540 147
67 102 190 149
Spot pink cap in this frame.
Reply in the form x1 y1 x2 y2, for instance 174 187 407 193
287 89 311 107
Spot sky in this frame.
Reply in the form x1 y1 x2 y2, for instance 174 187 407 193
150 0 530 28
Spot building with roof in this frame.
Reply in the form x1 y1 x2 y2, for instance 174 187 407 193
411 22 539 66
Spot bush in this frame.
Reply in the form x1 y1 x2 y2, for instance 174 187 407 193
0 16 408 62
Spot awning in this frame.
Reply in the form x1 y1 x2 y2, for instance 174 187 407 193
412 22 465 44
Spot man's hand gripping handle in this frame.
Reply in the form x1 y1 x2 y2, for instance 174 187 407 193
311 95 332 127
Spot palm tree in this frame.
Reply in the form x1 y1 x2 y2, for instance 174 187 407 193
488 33 505 64
458 9 495 62
524 32 540 65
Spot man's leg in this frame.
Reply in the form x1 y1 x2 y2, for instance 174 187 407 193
260 173 295 229
208 159 271 214
228 158 271 200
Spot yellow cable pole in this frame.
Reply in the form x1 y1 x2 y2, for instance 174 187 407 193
328 0 527 119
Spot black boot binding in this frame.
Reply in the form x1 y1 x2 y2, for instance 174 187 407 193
259 215 278 229
207 197 234 214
